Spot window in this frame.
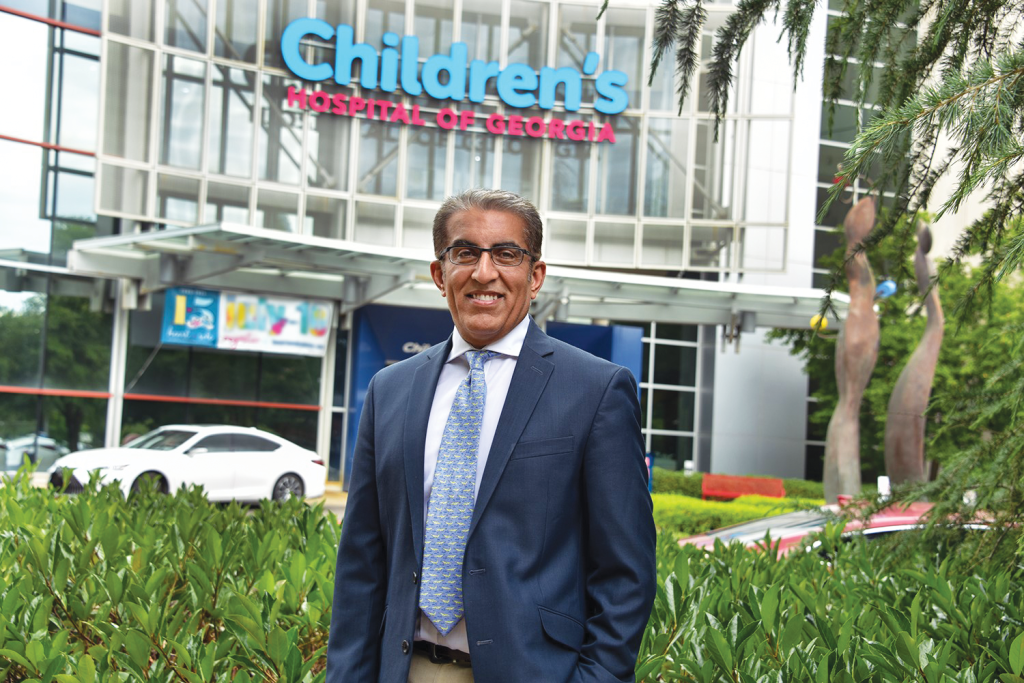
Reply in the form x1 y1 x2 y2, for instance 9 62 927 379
108 0 153 41
406 126 449 201
306 194 347 239
596 116 640 215
545 219 586 264
129 429 197 451
356 120 400 196
307 109 351 190
208 65 257 178
103 41 155 162
556 5 597 102
232 434 280 452
164 0 208 53
549 139 589 212
508 0 547 66
192 434 234 452
415 0 454 55
216 0 259 61
263 0 307 69
602 9 644 109
258 75 304 184
462 0 502 63
206 182 251 224
645 118 689 219
501 136 542 200
637 322 701 471
157 174 200 224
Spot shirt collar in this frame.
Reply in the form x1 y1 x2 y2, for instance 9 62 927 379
447 315 531 362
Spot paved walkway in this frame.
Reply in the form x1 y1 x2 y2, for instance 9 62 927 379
317 481 348 519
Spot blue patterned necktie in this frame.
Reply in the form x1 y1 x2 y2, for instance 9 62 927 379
420 349 497 635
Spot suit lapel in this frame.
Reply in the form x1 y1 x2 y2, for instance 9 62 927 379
468 322 554 541
404 338 451 565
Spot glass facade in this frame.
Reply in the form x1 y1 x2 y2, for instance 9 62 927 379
0 6 110 465
629 321 701 470
2 0 812 482
94 0 791 274
0 4 339 470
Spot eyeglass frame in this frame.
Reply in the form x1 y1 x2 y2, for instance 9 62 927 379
436 244 536 267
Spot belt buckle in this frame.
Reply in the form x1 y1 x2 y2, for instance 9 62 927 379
428 643 454 665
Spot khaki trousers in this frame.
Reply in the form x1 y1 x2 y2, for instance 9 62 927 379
408 650 475 683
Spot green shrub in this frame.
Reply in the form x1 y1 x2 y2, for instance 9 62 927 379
651 494 813 537
651 468 704 497
639 524 1024 682
0 471 337 682
3 470 1020 683
779 477 823 498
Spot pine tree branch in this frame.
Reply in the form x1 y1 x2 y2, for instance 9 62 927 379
823 56 1024 226
674 0 707 114
706 0 780 138
651 0 684 87
781 0 816 80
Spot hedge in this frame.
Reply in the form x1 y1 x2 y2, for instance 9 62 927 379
639 527 1024 682
651 493 819 537
0 472 336 682
2 472 1021 682
651 468 705 497
651 467 835 500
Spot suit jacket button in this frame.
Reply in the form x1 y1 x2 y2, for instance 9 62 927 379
412 571 419 584
402 640 410 654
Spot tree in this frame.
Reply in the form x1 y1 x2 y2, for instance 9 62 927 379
43 294 112 450
0 290 110 453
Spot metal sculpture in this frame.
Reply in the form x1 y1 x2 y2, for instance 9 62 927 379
884 223 944 483
824 197 879 503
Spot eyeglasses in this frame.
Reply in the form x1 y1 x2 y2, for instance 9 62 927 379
438 245 532 267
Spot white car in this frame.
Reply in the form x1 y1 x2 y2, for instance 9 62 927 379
3 435 69 472
48 425 326 502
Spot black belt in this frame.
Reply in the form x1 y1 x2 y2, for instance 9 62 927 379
413 640 473 666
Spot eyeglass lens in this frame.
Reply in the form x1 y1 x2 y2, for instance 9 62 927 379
448 246 525 266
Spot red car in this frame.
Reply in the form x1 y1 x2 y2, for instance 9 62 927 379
679 501 943 555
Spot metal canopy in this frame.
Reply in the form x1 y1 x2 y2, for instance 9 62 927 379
67 223 848 329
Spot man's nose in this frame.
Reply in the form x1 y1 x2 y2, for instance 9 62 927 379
472 251 499 282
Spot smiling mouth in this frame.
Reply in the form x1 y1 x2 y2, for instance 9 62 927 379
469 293 502 302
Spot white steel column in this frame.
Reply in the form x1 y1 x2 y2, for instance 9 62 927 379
316 303 340 465
104 280 131 448
338 311 355 487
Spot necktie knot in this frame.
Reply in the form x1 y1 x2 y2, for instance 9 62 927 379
465 349 498 372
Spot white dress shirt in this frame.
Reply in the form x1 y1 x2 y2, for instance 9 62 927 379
415 314 531 652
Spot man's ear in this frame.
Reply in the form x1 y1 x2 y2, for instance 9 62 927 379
430 260 446 296
529 260 546 299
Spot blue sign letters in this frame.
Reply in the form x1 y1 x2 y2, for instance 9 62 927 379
280 17 629 115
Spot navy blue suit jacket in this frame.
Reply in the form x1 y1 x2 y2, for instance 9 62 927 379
326 322 656 682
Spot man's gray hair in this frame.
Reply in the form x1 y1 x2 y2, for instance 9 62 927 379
432 189 543 260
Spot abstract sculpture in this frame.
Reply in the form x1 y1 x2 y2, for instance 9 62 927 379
824 197 879 503
884 223 944 483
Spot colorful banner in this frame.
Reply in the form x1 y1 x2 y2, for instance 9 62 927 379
161 287 333 357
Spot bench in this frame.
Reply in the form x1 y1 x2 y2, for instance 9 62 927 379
701 473 786 501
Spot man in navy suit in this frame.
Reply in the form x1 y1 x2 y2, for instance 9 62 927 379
327 189 656 682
